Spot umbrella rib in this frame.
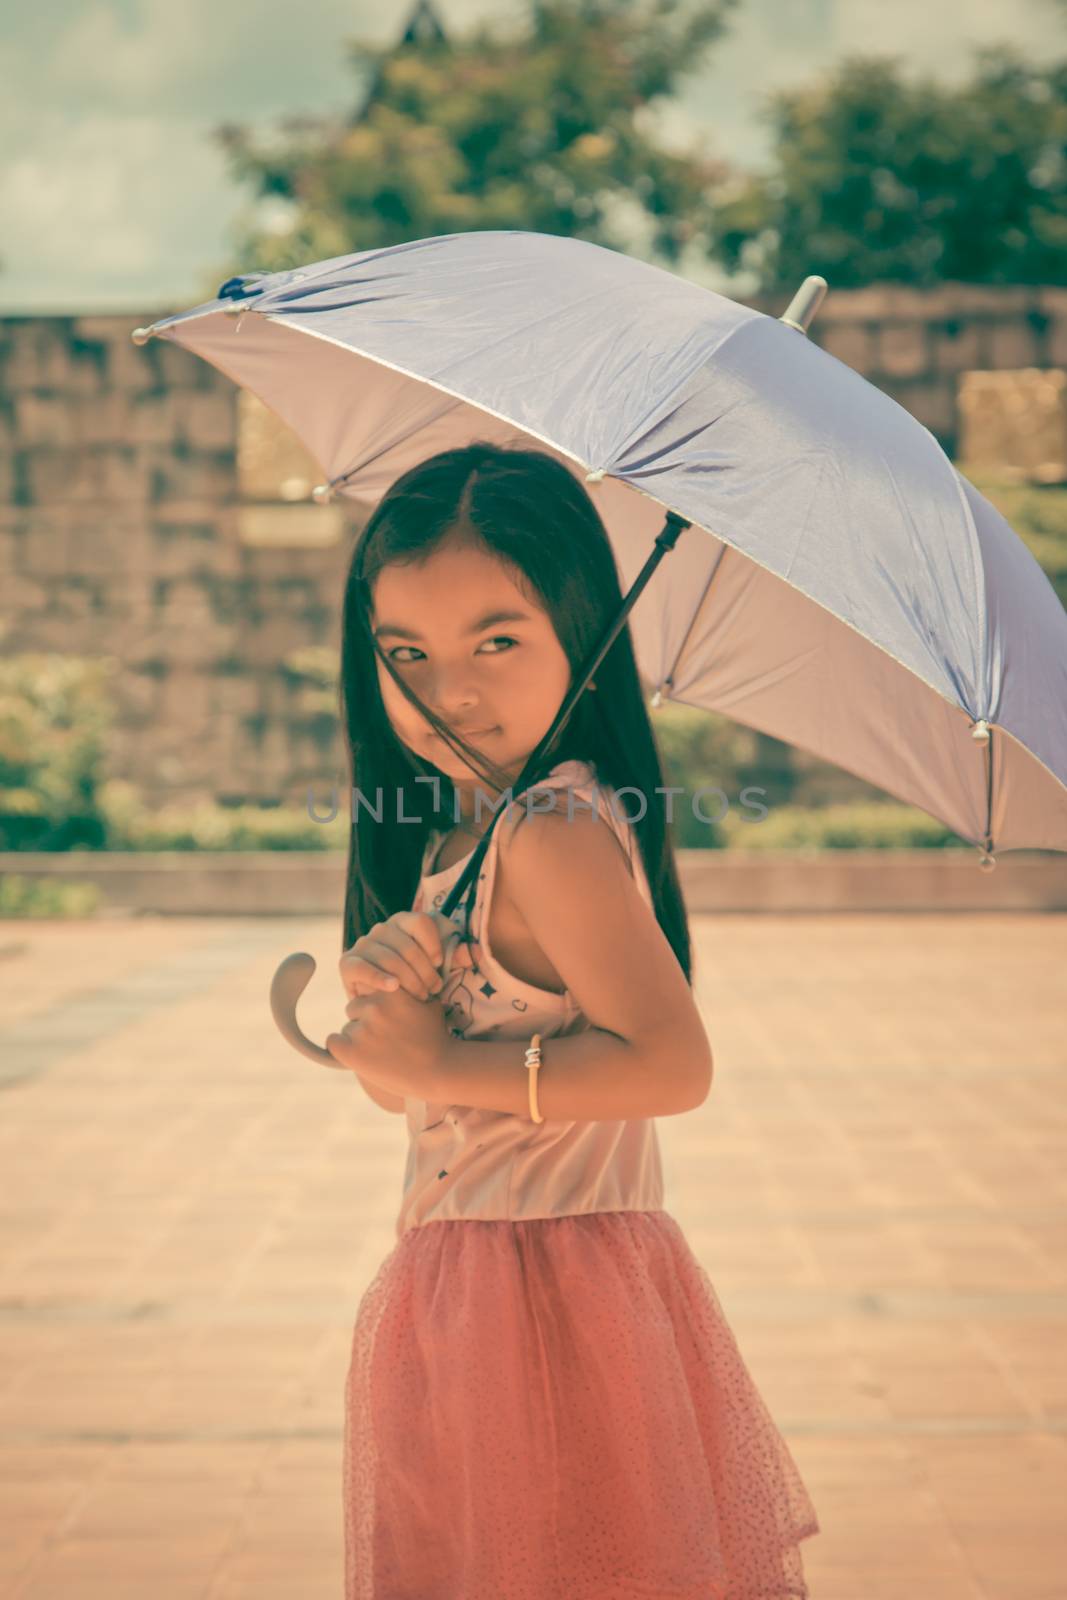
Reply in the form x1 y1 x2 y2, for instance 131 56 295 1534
653 545 729 702
325 395 467 492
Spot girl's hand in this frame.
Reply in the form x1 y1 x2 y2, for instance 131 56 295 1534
325 986 453 1101
338 911 446 1002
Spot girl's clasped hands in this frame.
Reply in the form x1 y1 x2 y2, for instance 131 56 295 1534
326 911 455 1100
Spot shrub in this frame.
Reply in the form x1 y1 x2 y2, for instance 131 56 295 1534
0 655 117 850
0 874 102 917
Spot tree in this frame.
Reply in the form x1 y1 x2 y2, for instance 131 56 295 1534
212 0 737 279
708 48 1067 293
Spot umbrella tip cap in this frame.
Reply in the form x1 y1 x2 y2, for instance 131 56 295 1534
131 326 153 345
312 484 334 504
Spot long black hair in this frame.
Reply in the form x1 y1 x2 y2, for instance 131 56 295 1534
339 440 693 984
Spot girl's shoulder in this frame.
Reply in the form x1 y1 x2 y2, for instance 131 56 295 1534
502 758 637 878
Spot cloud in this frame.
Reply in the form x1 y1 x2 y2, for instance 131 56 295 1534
0 104 236 309
0 0 1059 312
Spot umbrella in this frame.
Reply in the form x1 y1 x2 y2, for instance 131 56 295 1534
130 230 1067 1062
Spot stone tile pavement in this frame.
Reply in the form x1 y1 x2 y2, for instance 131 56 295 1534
0 911 1064 1599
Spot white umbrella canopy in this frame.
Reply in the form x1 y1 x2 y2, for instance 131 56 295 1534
134 229 1067 859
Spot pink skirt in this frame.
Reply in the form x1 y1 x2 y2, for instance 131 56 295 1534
343 1209 819 1600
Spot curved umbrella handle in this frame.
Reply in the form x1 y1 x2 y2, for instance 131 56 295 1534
269 952 340 1068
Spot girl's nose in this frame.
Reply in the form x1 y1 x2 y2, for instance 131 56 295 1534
427 670 481 722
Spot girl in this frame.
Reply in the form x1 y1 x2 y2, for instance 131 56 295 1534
325 442 820 1600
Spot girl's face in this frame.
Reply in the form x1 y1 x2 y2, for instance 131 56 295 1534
371 538 572 785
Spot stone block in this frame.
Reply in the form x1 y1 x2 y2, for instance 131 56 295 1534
1046 317 1067 369
154 338 214 389
957 368 1067 483
148 452 236 504
877 322 929 379
153 600 235 668
15 389 136 450
67 515 154 577
128 392 183 445
25 445 151 505
14 393 76 448
1037 287 1067 318
175 389 237 450
987 321 1042 370
157 668 214 739
212 676 261 717
0 527 17 576
104 336 167 397
933 321 985 374
814 288 897 321
4 572 50 612
890 378 957 441
817 324 875 371
50 577 100 620
16 608 97 651
237 503 342 548
1 322 77 390
79 391 141 447
116 671 161 722
16 516 73 576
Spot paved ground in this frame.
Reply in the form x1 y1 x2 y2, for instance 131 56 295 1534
0 911 1064 1600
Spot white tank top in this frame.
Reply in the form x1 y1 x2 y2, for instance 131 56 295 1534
395 758 666 1238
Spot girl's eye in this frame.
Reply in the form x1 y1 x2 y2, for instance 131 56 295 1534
388 636 518 663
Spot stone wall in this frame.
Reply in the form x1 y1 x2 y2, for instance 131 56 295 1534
1 313 362 810
2 283 1064 812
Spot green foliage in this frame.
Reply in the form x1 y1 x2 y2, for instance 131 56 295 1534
651 701 771 847
0 874 102 917
718 800 969 851
0 655 117 851
709 49 1067 292
210 0 735 284
98 780 348 852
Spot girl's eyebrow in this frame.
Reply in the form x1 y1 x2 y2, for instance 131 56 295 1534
373 609 532 642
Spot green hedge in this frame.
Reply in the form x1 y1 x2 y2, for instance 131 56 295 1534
98 780 348 851
0 874 102 917
717 800 968 851
0 654 116 850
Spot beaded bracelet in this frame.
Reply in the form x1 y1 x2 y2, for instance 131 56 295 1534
525 1032 544 1123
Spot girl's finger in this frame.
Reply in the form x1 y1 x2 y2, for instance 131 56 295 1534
390 910 446 970
376 929 444 996
341 943 440 1000
339 949 412 996
349 965 400 994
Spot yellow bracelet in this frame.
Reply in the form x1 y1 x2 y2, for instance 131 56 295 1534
525 1032 544 1123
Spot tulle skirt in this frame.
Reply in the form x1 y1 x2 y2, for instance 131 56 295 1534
343 1208 819 1600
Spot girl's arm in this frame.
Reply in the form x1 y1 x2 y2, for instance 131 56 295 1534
436 802 713 1121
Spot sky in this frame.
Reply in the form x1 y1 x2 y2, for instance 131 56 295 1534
0 0 1061 315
